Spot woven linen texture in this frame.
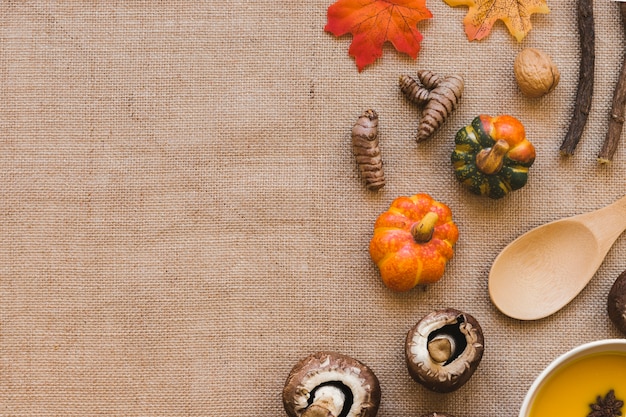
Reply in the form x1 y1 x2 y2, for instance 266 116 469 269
1 1 625 416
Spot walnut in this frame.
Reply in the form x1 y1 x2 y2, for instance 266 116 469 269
514 48 560 98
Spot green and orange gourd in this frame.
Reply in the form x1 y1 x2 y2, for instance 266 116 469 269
452 115 536 199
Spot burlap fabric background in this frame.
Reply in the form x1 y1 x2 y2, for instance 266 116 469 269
1 1 625 416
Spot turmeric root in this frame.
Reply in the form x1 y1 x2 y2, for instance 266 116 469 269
400 70 442 105
352 109 385 191
400 71 464 142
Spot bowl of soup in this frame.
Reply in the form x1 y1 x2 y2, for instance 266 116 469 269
519 339 626 417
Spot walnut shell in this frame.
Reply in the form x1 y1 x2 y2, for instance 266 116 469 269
514 48 560 98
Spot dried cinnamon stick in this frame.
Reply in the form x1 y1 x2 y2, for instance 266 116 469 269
560 0 595 156
598 2 626 164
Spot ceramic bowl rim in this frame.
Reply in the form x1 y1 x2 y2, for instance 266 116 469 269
518 338 626 417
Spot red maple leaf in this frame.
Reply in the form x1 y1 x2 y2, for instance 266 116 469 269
325 0 433 72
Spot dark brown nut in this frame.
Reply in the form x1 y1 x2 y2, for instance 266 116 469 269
283 351 381 417
608 269 626 335
405 308 484 393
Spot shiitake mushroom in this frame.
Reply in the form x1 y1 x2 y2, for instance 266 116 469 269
283 351 381 417
608 269 626 335
405 308 484 393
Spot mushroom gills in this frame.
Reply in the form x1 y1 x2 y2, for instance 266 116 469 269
305 381 353 417
426 319 468 365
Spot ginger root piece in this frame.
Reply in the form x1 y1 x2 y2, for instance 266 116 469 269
352 109 385 191
400 71 464 142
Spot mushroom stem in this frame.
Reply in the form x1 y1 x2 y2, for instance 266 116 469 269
475 139 510 175
428 336 454 363
302 385 346 417
411 212 439 243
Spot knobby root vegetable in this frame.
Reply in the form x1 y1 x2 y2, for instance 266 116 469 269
400 71 464 142
598 2 626 164
352 109 385 191
560 0 595 155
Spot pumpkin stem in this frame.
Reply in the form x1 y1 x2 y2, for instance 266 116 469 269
475 139 510 175
411 212 439 243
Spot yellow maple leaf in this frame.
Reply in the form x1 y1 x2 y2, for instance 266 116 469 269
444 0 550 41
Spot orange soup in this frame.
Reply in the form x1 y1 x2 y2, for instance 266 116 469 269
528 351 626 416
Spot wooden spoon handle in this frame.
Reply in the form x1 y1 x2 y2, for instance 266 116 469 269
578 195 626 254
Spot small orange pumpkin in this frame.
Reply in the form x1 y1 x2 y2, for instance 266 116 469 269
369 194 459 292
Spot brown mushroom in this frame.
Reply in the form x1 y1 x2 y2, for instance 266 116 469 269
283 351 381 417
608 269 626 335
405 308 484 393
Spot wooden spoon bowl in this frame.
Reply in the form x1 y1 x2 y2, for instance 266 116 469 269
488 196 626 320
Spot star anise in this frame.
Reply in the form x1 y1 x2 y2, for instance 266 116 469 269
588 390 624 417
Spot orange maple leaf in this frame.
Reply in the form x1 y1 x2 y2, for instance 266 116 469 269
444 0 549 41
325 0 433 72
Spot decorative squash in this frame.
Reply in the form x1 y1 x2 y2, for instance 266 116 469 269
451 115 536 199
369 194 459 292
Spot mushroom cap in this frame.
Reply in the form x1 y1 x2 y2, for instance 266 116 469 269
282 351 381 417
405 308 484 393
608 270 626 335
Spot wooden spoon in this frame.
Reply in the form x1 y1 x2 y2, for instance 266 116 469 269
488 195 626 320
